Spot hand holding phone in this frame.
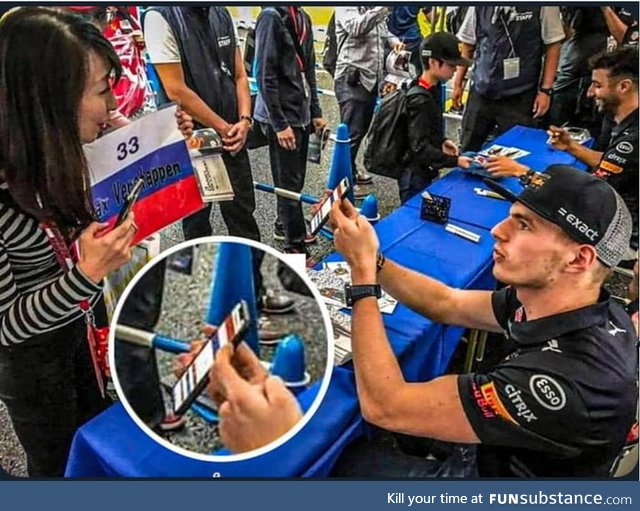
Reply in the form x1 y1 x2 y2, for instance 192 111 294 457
172 301 251 415
309 178 350 235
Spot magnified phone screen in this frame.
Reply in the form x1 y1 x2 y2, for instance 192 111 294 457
171 300 250 415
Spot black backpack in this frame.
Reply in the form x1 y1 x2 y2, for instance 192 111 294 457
321 13 339 77
364 83 424 180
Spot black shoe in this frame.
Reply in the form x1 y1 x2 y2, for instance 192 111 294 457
260 289 295 314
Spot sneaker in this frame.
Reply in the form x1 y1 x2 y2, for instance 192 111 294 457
356 169 373 185
258 316 288 345
158 414 187 432
274 225 317 245
353 184 367 199
260 289 295 314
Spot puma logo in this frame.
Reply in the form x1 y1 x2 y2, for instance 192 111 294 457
608 321 627 336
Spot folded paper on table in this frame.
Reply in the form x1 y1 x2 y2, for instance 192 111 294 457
85 104 204 244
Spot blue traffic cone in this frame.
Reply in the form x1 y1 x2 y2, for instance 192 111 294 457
359 194 380 223
326 123 354 203
270 334 310 392
206 242 259 354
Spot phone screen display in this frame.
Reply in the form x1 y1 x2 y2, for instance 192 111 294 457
309 178 350 235
172 301 250 415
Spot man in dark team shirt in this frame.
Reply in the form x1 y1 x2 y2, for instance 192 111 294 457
488 46 638 253
328 165 637 477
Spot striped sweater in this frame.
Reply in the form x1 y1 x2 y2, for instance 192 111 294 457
0 190 103 347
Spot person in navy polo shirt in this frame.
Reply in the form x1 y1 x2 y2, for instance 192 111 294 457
329 165 637 477
452 6 564 152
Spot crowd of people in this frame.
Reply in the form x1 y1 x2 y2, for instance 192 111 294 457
0 5 638 478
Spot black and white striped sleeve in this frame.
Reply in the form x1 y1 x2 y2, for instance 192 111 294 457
0 239 102 346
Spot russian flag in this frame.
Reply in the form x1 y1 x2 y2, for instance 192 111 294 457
85 105 204 244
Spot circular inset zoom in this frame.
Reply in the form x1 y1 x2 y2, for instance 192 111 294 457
110 238 332 461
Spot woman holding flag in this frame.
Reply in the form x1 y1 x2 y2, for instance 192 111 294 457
0 8 174 476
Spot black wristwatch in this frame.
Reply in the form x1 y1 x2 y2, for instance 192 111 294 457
344 284 381 307
538 87 553 97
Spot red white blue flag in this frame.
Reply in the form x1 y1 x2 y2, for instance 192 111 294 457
85 105 204 244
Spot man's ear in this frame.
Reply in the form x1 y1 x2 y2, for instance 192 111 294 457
565 244 598 274
617 77 634 95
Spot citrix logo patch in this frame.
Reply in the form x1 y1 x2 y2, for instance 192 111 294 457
558 207 599 241
504 384 537 422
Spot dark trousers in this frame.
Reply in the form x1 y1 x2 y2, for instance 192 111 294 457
114 260 166 429
398 168 435 204
0 318 111 477
330 430 477 478
265 124 310 251
335 76 378 178
182 149 260 243
461 88 538 152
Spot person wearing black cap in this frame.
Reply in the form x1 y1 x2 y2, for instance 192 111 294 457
486 46 639 254
328 165 637 477
397 33 473 203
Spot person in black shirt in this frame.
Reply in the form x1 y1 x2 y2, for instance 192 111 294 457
329 165 637 478
398 33 472 203
253 6 326 266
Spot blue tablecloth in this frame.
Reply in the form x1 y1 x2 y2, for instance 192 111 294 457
65 126 565 478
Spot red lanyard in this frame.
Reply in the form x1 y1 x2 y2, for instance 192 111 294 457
288 7 307 71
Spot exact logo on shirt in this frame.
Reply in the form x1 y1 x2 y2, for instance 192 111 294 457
529 374 566 411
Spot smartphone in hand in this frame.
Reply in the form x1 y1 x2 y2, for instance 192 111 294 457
171 301 251 415
115 177 144 227
309 177 350 235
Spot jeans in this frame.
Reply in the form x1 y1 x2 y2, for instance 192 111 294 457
461 88 539 152
330 430 478 478
0 317 111 477
265 124 310 251
182 149 260 242
335 76 378 178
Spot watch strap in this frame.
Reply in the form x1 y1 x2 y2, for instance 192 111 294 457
345 284 382 307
